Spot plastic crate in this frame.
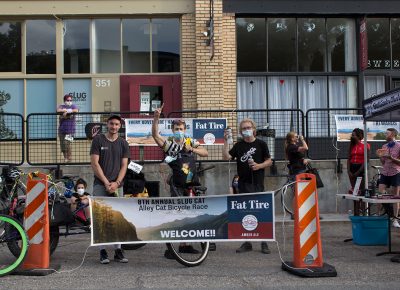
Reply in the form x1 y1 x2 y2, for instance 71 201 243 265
349 215 388 246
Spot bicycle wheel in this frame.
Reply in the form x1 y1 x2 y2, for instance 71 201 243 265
0 214 29 276
166 242 210 267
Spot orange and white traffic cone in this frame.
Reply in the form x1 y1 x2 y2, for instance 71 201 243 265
17 172 56 275
282 173 337 277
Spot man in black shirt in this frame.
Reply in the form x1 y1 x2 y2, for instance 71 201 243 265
223 118 272 254
90 115 130 264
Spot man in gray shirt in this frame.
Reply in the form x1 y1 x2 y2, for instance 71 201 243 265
90 115 130 264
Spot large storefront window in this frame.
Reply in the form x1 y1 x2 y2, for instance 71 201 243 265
93 19 121 73
298 18 326 72
237 17 356 73
26 20 56 74
0 22 21 72
267 18 296 71
237 18 266 72
123 19 150 73
367 18 391 69
327 19 356 72
152 18 180 73
64 20 90 74
391 18 400 69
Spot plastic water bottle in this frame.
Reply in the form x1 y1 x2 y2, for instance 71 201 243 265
348 210 352 216
226 127 233 144
248 157 255 168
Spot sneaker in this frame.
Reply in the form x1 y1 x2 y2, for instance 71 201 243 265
164 249 175 259
179 245 200 254
236 242 252 253
261 242 271 254
100 249 110 264
114 249 128 263
209 242 217 251
393 219 400 228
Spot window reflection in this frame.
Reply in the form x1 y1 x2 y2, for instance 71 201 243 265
327 19 356 72
152 18 180 72
26 20 56 74
0 22 21 72
93 19 121 73
298 18 326 72
123 19 150 73
237 18 266 72
64 20 90 74
391 18 400 69
267 19 296 71
367 18 390 69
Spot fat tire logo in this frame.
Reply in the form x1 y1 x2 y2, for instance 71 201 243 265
242 214 258 231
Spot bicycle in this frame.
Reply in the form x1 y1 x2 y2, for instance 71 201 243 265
0 214 29 276
164 164 215 267
1 166 89 258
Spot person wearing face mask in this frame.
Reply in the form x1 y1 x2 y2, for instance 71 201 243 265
70 178 91 224
152 104 209 258
376 128 400 227
347 128 370 215
223 118 272 254
57 94 79 162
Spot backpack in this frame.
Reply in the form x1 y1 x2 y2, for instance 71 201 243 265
123 169 146 196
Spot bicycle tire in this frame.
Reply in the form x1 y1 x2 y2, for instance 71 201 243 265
7 224 59 258
166 242 210 267
0 214 29 276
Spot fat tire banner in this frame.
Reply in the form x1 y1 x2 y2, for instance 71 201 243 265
90 192 275 246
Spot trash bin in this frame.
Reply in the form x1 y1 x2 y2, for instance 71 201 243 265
256 128 275 160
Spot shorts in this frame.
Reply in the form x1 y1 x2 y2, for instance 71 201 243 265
379 173 400 188
59 133 72 153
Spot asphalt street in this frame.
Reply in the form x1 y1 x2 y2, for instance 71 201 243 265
2 220 400 290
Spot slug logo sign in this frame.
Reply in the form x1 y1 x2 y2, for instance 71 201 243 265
227 193 274 240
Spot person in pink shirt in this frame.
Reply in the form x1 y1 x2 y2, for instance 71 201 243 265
347 128 370 215
376 128 400 227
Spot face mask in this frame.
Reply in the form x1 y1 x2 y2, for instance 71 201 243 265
174 131 184 141
77 188 85 196
65 101 72 106
242 129 253 138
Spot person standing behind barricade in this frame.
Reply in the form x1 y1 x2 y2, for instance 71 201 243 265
347 128 370 215
285 131 309 176
90 115 130 264
223 118 272 254
57 94 79 162
152 104 209 258
376 128 400 227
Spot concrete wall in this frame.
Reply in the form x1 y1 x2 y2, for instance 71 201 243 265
21 159 382 214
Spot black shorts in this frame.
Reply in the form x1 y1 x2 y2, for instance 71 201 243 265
379 173 400 188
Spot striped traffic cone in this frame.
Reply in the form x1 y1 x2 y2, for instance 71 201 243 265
17 172 56 275
282 173 337 277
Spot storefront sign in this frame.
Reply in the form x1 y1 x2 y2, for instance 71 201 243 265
125 118 227 146
334 114 400 141
90 192 275 246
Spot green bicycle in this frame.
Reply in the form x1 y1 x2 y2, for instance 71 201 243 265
0 214 29 276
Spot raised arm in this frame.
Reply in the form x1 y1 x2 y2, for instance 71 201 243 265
152 104 165 148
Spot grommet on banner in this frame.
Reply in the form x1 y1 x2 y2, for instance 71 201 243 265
14 172 59 276
282 173 337 277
